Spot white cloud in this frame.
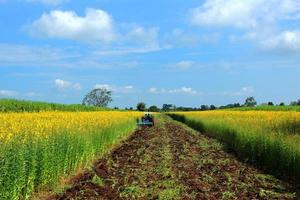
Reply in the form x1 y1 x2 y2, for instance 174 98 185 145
0 44 81 67
93 46 168 56
0 90 18 97
0 44 143 69
222 86 255 96
169 87 198 95
125 26 160 47
261 30 300 52
149 87 158 93
174 60 195 70
29 9 116 43
27 9 166 54
24 0 69 5
149 87 198 95
54 79 82 91
24 92 41 97
191 1 300 53
190 0 300 29
94 84 134 94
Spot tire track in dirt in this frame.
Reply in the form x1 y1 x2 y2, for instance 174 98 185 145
49 116 299 200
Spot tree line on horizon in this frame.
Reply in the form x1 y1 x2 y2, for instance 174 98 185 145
131 97 300 112
2 87 300 112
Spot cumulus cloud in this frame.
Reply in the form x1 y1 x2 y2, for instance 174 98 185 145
261 30 300 52
29 9 116 43
24 0 69 5
190 0 300 53
190 0 300 29
94 84 134 94
54 79 82 91
149 87 198 95
0 90 18 97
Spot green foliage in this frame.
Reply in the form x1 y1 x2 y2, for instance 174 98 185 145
82 88 113 107
136 102 146 111
149 105 160 112
244 96 257 107
162 104 175 112
0 99 108 112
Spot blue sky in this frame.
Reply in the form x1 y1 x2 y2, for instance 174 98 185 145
0 0 300 108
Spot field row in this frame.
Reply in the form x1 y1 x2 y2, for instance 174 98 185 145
168 111 300 185
0 111 141 200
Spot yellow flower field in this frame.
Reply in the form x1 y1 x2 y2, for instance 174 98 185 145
169 111 300 184
0 111 142 200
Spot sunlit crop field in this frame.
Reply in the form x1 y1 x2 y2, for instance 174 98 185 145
0 111 141 200
169 111 300 184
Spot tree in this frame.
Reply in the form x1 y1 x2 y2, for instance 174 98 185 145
162 104 174 112
290 100 300 106
210 105 217 110
244 97 257 107
136 102 146 111
149 105 160 112
279 102 285 106
200 105 210 111
82 88 112 107
268 102 274 106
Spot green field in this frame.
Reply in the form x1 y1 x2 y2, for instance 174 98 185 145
0 99 108 112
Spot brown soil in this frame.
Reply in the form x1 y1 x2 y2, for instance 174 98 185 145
48 117 299 200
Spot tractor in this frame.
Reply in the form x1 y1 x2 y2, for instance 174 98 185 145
137 113 154 127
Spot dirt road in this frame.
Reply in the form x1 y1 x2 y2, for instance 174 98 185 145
49 117 298 200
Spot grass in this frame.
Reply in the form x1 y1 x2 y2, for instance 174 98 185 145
168 111 300 186
228 105 300 112
0 98 109 112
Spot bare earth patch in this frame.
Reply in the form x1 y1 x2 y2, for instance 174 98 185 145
48 117 299 200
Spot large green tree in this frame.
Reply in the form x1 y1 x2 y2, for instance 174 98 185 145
82 88 112 107
149 105 160 112
244 96 257 107
136 102 146 111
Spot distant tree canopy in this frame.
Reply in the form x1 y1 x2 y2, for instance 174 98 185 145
200 105 210 111
244 97 257 107
210 105 217 110
82 88 112 107
149 105 160 112
290 99 300 106
268 102 274 106
137 102 146 111
219 103 240 109
162 104 175 112
279 102 285 106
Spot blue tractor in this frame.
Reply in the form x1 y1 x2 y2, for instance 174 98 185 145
137 113 154 127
